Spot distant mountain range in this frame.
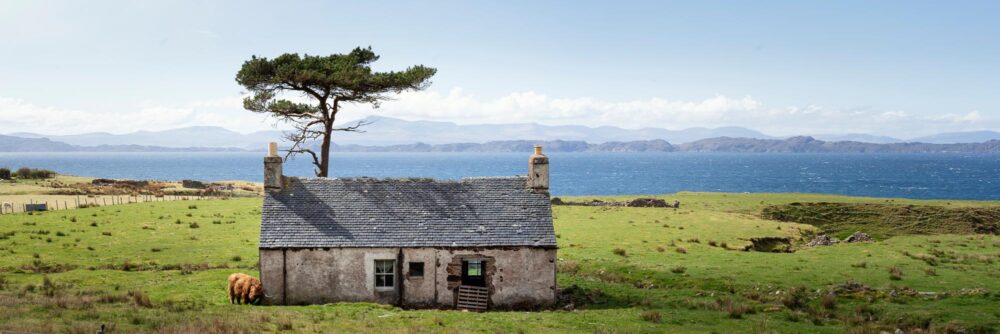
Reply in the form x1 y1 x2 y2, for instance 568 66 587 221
10 126 280 150
324 137 1000 153
2 116 999 153
0 135 246 152
8 116 779 148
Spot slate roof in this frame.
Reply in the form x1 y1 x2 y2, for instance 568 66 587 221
260 176 556 248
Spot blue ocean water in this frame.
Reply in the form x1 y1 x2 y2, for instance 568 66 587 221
0 152 998 200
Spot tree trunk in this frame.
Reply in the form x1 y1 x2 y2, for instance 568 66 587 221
318 125 332 177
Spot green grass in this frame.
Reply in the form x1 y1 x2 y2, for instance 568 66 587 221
1 194 999 333
761 202 1000 239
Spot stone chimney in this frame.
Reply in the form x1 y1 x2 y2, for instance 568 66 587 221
528 145 549 192
264 142 283 192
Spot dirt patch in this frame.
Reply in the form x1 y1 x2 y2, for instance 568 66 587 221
761 202 1000 239
557 284 611 310
743 237 793 253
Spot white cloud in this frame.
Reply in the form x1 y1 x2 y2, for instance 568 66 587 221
1 89 995 139
931 111 982 123
0 96 274 135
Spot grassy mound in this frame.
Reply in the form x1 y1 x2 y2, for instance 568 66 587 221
761 202 1000 239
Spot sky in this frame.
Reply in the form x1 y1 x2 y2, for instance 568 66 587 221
0 0 998 138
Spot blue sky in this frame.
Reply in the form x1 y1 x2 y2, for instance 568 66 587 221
0 0 997 137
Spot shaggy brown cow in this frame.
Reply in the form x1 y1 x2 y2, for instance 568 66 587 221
227 273 250 304
227 273 264 305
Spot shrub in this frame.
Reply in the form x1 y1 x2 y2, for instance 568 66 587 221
782 286 810 310
188 205 198 209
276 316 294 331
716 298 752 319
820 293 837 310
14 167 55 179
708 240 718 247
557 260 579 274
675 247 687 254
656 246 665 252
640 310 662 323
102 232 112 236
128 290 153 308
15 167 32 179
0 168 10 180
30 169 55 179
670 266 686 274
151 248 162 252
231 255 242 262
889 266 903 281
612 248 627 257
189 222 200 229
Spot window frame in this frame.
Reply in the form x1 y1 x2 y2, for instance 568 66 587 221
374 259 396 290
466 260 483 277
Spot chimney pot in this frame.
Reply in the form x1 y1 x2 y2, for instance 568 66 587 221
268 142 278 157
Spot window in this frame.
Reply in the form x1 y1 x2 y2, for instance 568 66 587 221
375 260 395 288
408 262 424 277
467 260 482 277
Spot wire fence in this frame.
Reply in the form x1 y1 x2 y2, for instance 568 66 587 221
0 194 214 215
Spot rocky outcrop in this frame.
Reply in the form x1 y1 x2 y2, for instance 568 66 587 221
626 198 670 208
844 231 874 243
806 234 837 246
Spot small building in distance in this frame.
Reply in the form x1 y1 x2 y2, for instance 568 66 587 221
258 144 557 310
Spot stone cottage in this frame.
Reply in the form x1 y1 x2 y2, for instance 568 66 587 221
258 143 557 310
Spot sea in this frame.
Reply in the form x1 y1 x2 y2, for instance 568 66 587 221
1 152 998 200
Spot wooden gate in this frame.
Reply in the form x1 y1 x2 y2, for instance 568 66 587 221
456 285 489 311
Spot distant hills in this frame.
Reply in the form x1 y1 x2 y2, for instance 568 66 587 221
0 135 246 152
10 126 280 150
324 137 1000 153
2 116 999 153
677 136 1000 153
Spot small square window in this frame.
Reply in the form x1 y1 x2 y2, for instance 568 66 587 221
467 260 482 277
375 260 395 288
409 262 424 277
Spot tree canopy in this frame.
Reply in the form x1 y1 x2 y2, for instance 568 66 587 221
236 47 436 176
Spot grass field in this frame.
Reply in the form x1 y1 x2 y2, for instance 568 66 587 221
0 176 260 213
1 192 999 333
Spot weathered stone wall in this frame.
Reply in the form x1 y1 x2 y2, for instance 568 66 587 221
433 248 557 309
259 247 557 308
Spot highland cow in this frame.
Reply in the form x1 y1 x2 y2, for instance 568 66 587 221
227 273 264 305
